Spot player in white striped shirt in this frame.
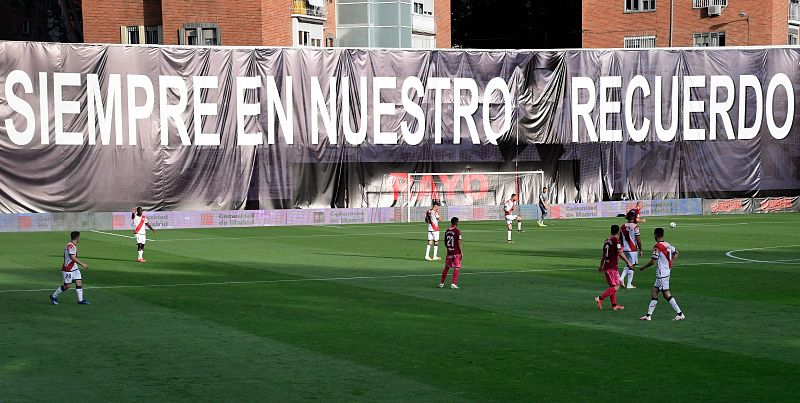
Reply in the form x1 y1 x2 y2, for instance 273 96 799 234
132 207 156 262
503 194 523 243
638 227 685 321
424 202 442 261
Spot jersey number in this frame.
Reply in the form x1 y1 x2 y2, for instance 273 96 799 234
446 236 455 248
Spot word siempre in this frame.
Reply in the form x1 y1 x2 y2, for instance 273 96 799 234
2 71 512 147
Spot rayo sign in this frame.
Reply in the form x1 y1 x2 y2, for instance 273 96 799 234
387 173 494 204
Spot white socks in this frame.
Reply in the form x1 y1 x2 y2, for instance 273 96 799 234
668 297 682 314
507 230 512 241
433 246 438 258
138 250 143 260
647 297 682 317
620 269 634 287
76 287 84 302
517 222 522 231
647 299 658 316
425 244 431 257
52 286 64 298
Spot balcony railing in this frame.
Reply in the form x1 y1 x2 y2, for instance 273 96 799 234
291 0 327 20
412 13 436 35
692 0 728 8
791 2 800 23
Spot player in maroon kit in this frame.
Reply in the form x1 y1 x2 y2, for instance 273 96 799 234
628 201 647 223
439 217 462 289
595 225 635 310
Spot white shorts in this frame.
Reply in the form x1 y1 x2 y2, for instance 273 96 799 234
62 269 82 284
505 214 518 224
625 251 638 265
654 276 670 291
428 231 440 242
136 234 147 244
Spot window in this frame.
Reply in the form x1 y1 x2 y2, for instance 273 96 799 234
692 0 728 9
298 30 310 46
693 32 725 47
790 26 799 45
202 28 218 45
326 36 334 47
624 35 656 48
181 24 221 46
126 26 140 45
414 2 424 14
625 0 656 12
144 26 162 44
21 19 30 35
186 29 198 45
122 26 162 44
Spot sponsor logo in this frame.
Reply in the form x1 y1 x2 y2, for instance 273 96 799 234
112 216 125 228
563 204 599 218
216 212 256 226
711 199 744 213
201 213 214 226
330 210 366 224
18 216 32 230
757 197 794 212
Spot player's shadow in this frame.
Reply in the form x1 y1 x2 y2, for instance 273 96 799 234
48 254 133 263
315 252 422 262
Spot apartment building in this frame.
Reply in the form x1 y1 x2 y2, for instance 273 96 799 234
336 0 450 48
583 0 796 48
81 0 336 47
81 0 450 48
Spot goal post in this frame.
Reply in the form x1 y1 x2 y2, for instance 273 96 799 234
406 171 545 223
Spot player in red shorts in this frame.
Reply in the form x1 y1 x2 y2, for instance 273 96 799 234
439 217 462 290
595 225 635 310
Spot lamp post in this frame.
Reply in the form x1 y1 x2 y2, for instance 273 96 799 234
739 11 751 45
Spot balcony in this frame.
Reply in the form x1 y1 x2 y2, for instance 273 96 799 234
791 2 800 24
291 0 327 21
412 13 436 35
692 0 728 8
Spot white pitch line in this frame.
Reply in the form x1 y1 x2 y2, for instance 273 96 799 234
81 219 800 243
0 259 781 294
0 267 589 293
89 230 135 239
725 244 800 264
100 229 520 242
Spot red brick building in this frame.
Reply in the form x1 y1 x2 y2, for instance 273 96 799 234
81 0 337 47
583 0 798 48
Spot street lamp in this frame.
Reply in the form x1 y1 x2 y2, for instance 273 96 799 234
739 11 751 45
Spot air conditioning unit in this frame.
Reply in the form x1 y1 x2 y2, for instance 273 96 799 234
708 4 723 16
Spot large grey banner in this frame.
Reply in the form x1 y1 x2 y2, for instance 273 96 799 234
1 42 799 212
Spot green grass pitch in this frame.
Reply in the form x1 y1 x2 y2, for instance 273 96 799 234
1 213 799 401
